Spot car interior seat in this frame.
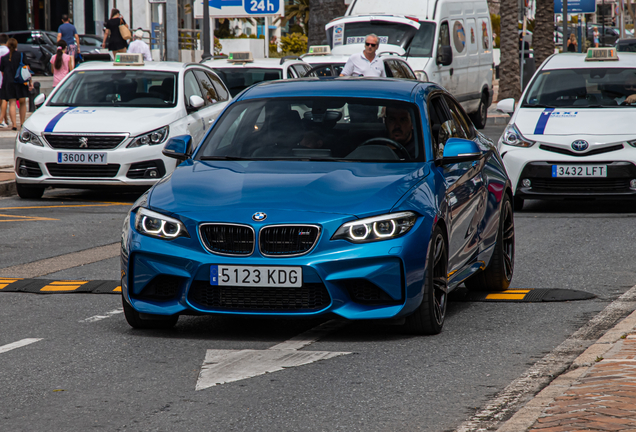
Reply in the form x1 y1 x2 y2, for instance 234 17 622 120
160 77 175 102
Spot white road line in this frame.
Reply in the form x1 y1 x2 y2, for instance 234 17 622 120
80 309 123 323
196 319 351 390
0 338 43 354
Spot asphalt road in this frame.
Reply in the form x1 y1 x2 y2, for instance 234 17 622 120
2 122 636 431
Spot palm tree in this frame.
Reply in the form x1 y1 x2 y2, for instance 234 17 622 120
307 0 347 46
498 0 521 100
533 0 555 68
274 0 311 34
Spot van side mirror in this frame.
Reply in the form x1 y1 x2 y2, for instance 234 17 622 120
438 138 482 165
162 135 193 162
496 98 516 114
437 45 453 66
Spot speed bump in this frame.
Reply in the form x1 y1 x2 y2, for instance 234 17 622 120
0 278 120 294
452 288 596 302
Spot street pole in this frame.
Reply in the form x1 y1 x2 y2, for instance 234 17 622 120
602 0 605 46
563 0 568 52
166 0 179 61
202 0 212 60
520 4 527 91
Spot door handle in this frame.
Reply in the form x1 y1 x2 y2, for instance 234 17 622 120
208 118 215 124
450 68 454 76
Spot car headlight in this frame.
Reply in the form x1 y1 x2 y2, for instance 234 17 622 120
332 211 417 243
415 71 428 82
499 123 535 148
134 207 189 240
127 126 169 148
18 128 44 146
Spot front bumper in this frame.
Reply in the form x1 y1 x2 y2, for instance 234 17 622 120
501 145 636 199
15 138 178 188
121 212 433 321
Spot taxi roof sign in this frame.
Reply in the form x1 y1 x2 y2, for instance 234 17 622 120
307 45 331 55
228 52 253 63
114 52 144 66
585 47 619 61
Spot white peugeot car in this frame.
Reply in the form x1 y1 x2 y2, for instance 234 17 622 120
497 48 636 210
15 54 231 199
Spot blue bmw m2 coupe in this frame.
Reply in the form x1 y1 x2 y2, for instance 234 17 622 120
121 78 514 335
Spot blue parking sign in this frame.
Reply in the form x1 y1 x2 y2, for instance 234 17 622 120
245 0 279 14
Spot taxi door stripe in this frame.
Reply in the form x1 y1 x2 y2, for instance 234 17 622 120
44 106 76 133
533 108 555 135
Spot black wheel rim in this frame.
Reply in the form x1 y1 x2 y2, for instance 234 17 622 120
502 200 515 280
480 101 487 122
432 234 448 326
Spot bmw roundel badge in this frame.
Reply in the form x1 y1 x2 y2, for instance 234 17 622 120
571 140 589 152
252 212 267 221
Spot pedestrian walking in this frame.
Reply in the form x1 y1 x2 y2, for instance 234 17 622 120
102 8 130 56
567 33 578 52
127 29 152 61
339 34 386 77
593 26 600 47
50 40 74 88
57 14 80 62
0 33 9 128
0 38 33 131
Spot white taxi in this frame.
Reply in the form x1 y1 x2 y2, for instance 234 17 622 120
15 53 231 199
202 52 313 97
497 48 636 210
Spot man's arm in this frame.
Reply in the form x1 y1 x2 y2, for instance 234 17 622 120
144 44 153 61
340 57 355 76
102 29 110 49
75 32 80 47
57 33 61 42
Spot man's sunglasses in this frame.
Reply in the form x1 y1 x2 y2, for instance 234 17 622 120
365 42 377 47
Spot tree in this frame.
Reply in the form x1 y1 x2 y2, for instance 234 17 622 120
275 0 310 34
498 0 521 100
308 0 347 46
533 0 555 68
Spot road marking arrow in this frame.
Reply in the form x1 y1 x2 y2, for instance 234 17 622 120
195 320 351 390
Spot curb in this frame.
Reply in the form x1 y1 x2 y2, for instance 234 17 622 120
0 180 16 198
494 290 636 432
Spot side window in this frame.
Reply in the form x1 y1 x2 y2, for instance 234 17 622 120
287 66 299 78
386 60 406 78
194 69 219 106
452 20 466 54
183 70 203 106
428 96 452 159
292 64 308 78
479 19 491 51
397 61 416 79
445 96 474 139
439 22 451 47
12 33 31 44
205 71 229 102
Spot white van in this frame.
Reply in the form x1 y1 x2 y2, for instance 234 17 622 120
326 0 494 128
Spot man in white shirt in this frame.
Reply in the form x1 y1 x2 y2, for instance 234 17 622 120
340 34 386 78
127 29 153 61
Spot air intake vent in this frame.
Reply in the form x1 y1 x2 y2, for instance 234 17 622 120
259 225 321 257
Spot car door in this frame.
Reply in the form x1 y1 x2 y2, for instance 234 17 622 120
183 69 208 146
193 68 227 135
429 94 485 273
430 21 458 95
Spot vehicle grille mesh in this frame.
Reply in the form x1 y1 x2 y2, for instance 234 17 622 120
539 144 624 157
259 225 320 256
200 224 254 255
44 134 126 149
45 163 120 178
530 178 630 192
188 281 330 311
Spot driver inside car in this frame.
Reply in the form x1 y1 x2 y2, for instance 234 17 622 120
618 73 636 105
385 106 415 158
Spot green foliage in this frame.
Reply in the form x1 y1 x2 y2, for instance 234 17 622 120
238 34 248 38
280 32 308 55
275 0 309 34
491 14 500 48
214 37 222 56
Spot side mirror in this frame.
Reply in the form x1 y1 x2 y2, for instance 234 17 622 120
436 45 453 66
34 93 46 107
188 95 205 111
439 138 482 165
496 98 516 114
162 135 193 162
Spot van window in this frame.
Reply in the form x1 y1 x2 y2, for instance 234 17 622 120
479 19 490 50
326 21 418 49
407 22 436 57
452 21 466 53
438 22 451 49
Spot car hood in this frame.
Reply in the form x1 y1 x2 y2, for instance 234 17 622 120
25 106 181 135
149 160 430 219
515 108 636 141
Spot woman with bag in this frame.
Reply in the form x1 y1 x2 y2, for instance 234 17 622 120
50 40 74 88
0 38 33 131
102 8 130 55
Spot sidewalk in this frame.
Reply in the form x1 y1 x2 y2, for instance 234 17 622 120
496 308 636 432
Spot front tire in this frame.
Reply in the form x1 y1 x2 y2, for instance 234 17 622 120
404 226 448 335
513 195 524 211
470 93 488 129
122 296 179 329
465 194 515 292
16 183 45 199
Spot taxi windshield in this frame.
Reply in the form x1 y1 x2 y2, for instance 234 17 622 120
211 68 283 97
522 68 636 108
48 70 178 108
196 97 423 162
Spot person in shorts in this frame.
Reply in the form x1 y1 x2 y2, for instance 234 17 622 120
57 14 80 61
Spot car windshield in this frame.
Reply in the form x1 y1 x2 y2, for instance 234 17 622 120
522 68 636 108
617 42 636 52
197 97 423 162
327 21 418 49
405 22 436 57
211 68 283 97
48 70 178 108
